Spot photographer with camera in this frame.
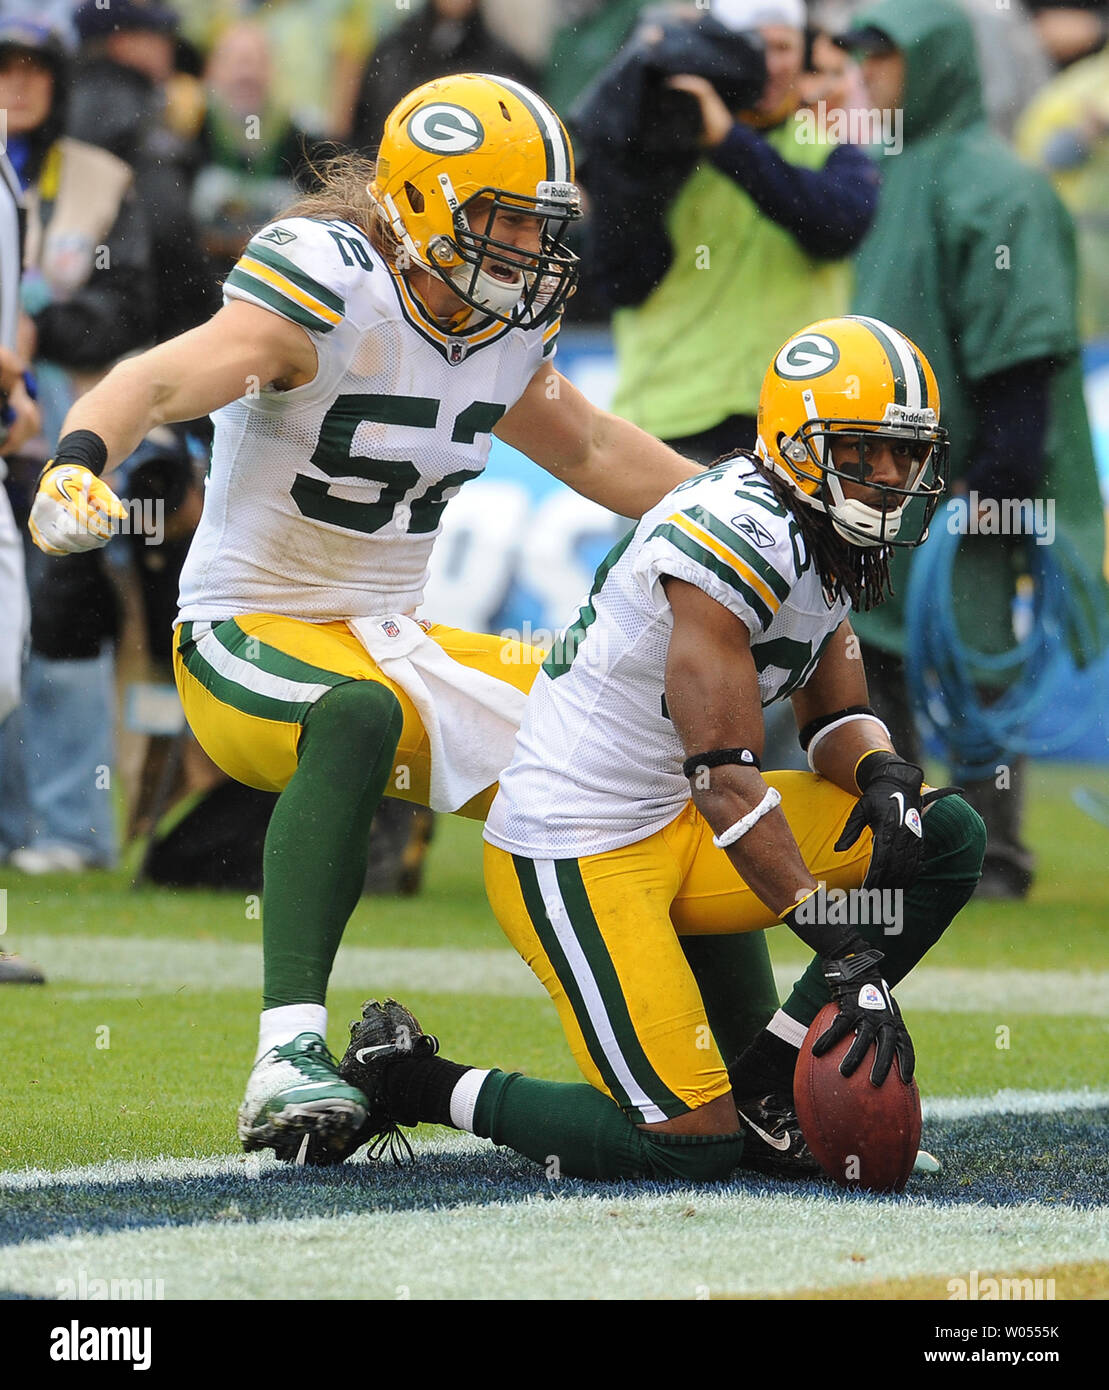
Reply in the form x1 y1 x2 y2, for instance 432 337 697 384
577 0 880 462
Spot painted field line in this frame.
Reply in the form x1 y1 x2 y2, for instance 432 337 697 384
3 1089 1105 1190
1 1172 1104 1301
13 934 541 997
774 962 1109 1016
922 1088 1109 1120
13 934 1109 1014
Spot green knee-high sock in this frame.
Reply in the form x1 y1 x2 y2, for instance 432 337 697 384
681 932 780 1071
472 1071 745 1182
782 794 987 1027
262 681 404 1008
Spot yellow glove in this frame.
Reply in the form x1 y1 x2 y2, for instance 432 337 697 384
28 464 127 555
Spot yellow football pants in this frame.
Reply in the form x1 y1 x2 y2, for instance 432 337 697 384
173 614 543 820
484 774 873 1123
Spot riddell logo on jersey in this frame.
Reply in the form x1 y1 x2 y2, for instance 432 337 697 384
795 102 904 157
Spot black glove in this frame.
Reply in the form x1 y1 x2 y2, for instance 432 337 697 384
835 750 959 889
812 948 915 1086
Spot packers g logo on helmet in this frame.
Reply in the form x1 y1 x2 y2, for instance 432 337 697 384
774 333 840 380
407 104 485 155
370 74 581 332
756 316 949 549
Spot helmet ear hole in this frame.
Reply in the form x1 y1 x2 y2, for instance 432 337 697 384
404 181 425 215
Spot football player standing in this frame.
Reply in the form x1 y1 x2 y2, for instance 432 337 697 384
340 318 987 1182
27 74 698 1163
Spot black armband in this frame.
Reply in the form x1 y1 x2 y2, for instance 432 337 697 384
52 429 109 477
682 747 761 779
798 705 878 753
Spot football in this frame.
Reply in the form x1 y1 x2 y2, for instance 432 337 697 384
794 1001 922 1193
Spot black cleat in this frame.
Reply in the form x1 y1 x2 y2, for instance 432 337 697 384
735 1092 822 1179
339 998 438 1163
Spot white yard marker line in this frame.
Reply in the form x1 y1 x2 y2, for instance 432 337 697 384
13 935 543 997
13 934 1109 1014
1 1182 1104 1302
3 1090 1106 1189
921 1088 1109 1120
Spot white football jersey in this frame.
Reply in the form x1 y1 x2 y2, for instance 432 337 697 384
485 456 852 858
178 216 558 623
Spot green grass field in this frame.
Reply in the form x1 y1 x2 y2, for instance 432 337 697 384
2 761 1106 1302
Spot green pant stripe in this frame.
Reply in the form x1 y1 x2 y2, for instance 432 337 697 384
513 856 644 1116
552 859 686 1120
209 620 352 692
178 622 346 725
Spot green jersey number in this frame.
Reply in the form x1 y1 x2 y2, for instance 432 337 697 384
291 394 506 536
543 529 635 680
753 628 837 699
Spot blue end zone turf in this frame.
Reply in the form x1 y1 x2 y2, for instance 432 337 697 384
1 1108 1104 1251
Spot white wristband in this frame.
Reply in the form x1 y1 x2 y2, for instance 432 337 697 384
807 714 891 772
712 786 782 849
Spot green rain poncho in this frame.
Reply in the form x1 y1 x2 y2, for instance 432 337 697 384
848 0 1105 657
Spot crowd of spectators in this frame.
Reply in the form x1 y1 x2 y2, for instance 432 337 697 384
0 0 1106 924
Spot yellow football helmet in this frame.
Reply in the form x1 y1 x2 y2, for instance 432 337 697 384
369 73 581 330
756 316 949 548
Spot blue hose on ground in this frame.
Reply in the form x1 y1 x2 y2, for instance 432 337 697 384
905 500 1109 780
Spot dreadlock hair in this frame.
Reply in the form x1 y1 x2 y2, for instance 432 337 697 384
721 451 893 612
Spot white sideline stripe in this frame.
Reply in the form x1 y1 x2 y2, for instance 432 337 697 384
771 961 1109 1017
4 1090 1105 1189
0 1134 1104 1301
14 934 544 997
532 859 667 1124
921 1088 1109 1121
14 933 1109 1014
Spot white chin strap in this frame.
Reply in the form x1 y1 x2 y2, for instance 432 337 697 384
825 474 903 548
448 263 526 317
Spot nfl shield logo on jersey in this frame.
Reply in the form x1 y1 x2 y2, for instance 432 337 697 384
381 620 401 638
449 341 467 365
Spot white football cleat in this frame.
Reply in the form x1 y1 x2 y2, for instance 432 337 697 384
238 1032 368 1165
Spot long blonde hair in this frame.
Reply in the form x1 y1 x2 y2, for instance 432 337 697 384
278 150 402 263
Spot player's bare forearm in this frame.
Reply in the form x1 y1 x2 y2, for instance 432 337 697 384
791 620 896 794
577 409 700 517
663 576 816 915
497 367 698 518
56 301 317 474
